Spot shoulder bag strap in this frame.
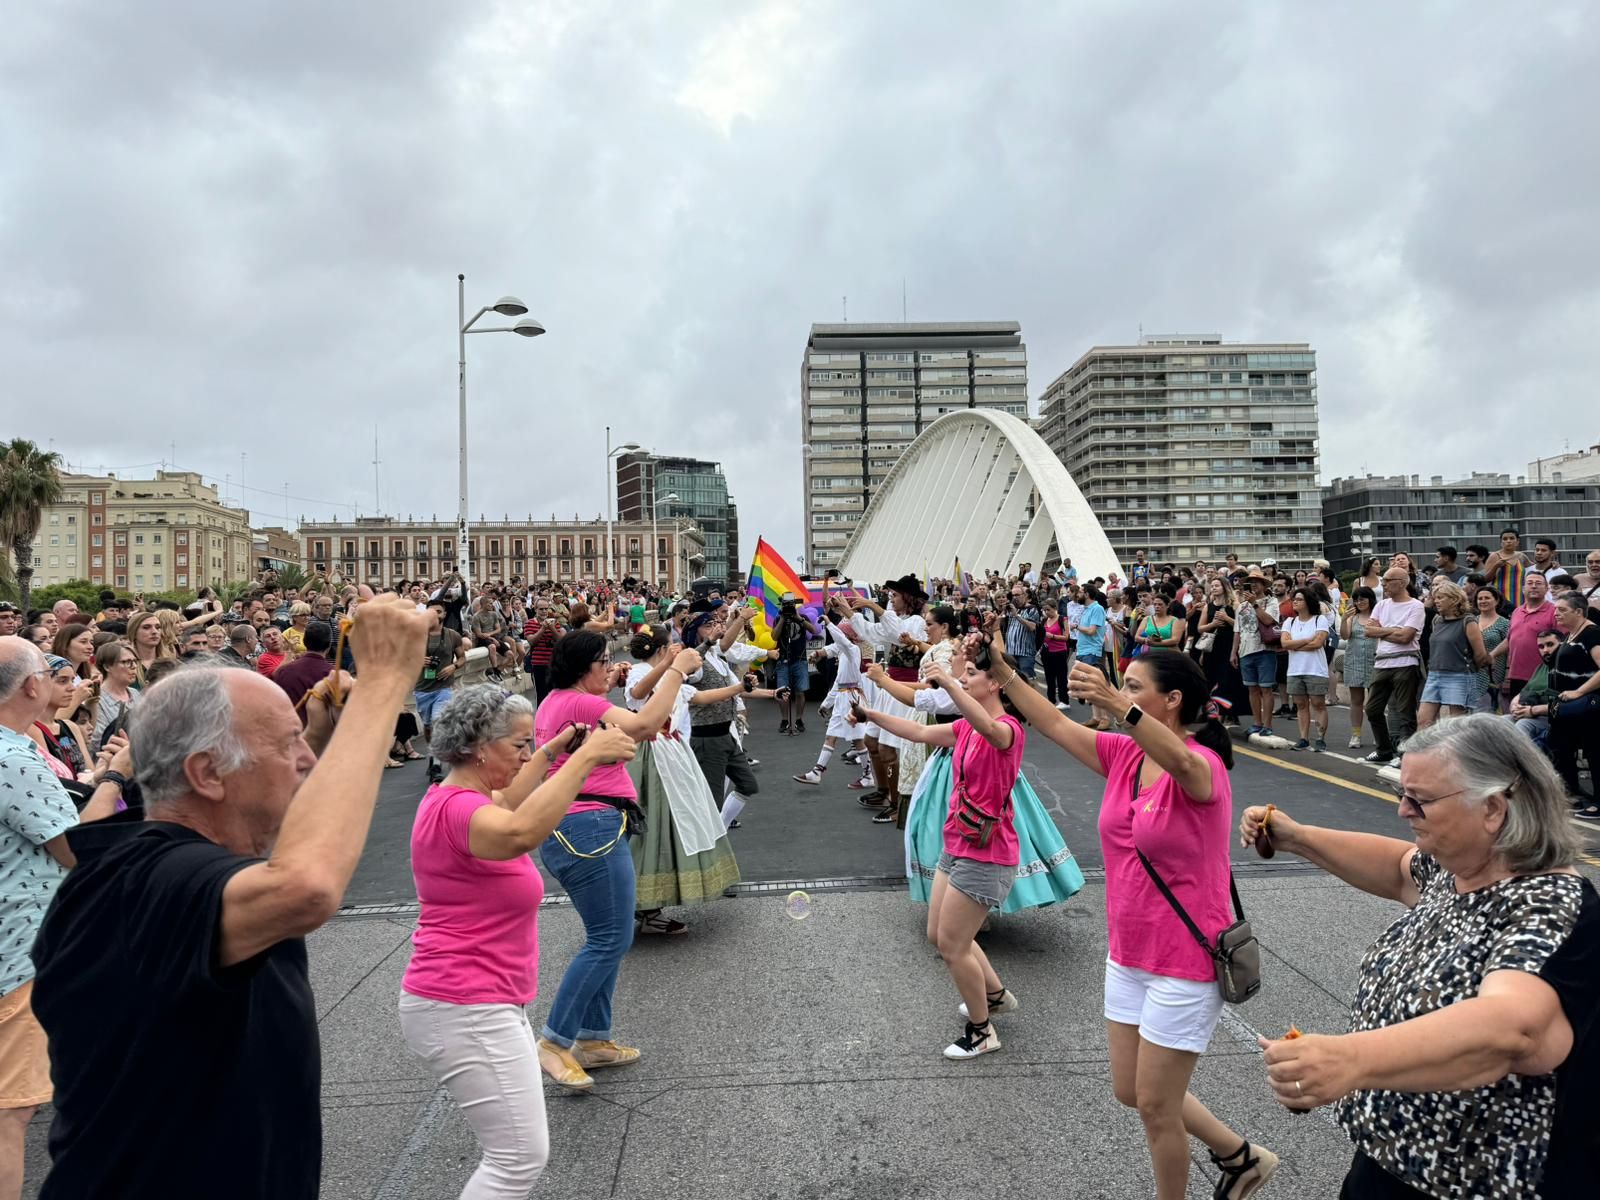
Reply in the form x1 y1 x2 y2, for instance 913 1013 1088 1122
1128 754 1246 959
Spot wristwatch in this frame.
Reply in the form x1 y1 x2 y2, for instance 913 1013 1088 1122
1123 703 1145 727
101 770 128 791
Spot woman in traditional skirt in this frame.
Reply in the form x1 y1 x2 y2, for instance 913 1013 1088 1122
623 626 743 936
847 575 929 824
892 636 1086 913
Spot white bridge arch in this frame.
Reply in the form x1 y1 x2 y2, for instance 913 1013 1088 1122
839 409 1124 587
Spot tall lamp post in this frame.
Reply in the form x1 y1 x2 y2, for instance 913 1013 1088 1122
605 429 642 585
459 273 543 593
651 491 680 590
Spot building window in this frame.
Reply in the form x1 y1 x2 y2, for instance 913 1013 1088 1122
177 574 188 587
91 492 103 504
134 554 144 566
560 539 571 555
536 539 548 554
92 513 103 526
134 533 144 545
177 532 188 545
92 555 103 567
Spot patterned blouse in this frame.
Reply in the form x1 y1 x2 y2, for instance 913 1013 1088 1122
1335 853 1599 1197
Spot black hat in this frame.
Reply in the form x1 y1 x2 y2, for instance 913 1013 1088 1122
688 597 718 614
884 574 928 602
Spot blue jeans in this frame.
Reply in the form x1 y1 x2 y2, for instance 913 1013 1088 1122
537 809 635 1047
1013 652 1037 680
775 660 809 692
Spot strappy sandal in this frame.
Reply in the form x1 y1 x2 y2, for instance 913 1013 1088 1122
1209 1140 1279 1199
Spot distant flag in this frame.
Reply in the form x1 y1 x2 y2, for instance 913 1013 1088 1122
747 537 808 623
955 556 971 597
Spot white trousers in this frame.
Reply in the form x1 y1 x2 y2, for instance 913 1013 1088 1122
399 993 550 1199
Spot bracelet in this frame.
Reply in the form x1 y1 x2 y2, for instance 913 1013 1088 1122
999 670 1019 688
101 770 128 790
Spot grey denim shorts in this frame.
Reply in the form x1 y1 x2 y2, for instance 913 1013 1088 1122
937 850 1016 910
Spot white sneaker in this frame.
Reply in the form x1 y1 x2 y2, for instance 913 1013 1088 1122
943 1022 1001 1060
958 989 1019 1019
1347 734 1362 750
793 768 824 785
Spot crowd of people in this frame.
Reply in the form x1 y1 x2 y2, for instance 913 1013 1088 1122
0 532 1596 1199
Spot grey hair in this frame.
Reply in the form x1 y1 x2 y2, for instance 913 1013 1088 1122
430 684 535 765
129 662 254 808
1402 713 1583 873
0 639 46 703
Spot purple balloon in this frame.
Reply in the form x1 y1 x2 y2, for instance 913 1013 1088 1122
801 605 821 622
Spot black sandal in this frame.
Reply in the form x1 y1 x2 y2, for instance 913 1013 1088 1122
1208 1140 1278 1200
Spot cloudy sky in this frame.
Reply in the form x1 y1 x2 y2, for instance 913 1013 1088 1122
4 1 1596 570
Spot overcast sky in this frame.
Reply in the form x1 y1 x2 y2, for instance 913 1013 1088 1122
4 2 1596 571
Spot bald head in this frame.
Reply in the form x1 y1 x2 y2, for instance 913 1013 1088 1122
0 636 50 724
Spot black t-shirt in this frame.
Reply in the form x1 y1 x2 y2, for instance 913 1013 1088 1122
1550 624 1600 696
31 815 320 1200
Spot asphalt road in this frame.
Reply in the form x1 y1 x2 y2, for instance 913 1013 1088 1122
345 694 1600 908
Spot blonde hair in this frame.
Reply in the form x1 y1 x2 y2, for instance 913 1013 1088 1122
1430 579 1468 618
153 609 184 658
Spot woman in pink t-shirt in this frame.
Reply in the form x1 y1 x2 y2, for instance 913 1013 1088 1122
989 634 1279 1200
852 641 1027 1062
531 630 703 1091
399 683 640 1199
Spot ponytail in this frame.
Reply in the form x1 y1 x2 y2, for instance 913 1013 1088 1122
1132 649 1233 770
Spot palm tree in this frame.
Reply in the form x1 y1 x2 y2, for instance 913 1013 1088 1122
0 438 65 612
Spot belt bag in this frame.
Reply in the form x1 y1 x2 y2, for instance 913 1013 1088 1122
1136 848 1260 1004
953 785 999 849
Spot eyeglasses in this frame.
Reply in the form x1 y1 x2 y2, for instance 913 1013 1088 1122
1392 787 1463 817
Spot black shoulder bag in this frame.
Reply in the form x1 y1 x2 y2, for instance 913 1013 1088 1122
1129 755 1261 1004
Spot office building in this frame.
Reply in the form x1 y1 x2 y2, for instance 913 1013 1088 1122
1038 335 1320 568
298 515 705 592
616 453 741 586
22 469 252 592
801 320 1028 571
253 526 302 576
1322 472 1600 574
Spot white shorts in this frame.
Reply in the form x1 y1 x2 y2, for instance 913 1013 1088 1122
1103 957 1223 1054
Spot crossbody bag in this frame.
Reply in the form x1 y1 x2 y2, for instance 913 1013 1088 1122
952 728 1011 850
1128 755 1261 1004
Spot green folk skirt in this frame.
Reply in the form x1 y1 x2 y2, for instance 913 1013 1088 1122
628 738 741 909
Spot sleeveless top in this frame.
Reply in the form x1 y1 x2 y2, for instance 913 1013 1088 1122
1429 615 1473 674
689 654 738 728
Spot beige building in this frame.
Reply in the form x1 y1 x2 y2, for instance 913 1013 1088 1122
253 526 303 575
1037 335 1321 569
298 516 706 591
25 470 253 593
801 321 1029 572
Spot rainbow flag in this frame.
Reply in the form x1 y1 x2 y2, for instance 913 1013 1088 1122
747 537 808 623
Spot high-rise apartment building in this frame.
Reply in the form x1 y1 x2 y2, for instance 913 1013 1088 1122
616 453 741 586
1038 335 1320 568
801 321 1028 571
21 469 252 592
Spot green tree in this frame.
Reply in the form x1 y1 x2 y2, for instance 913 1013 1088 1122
274 563 308 592
28 579 104 619
0 439 64 612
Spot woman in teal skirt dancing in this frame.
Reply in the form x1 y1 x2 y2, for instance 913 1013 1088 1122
877 648 1085 914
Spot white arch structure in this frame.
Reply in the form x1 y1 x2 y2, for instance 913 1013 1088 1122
839 409 1124 587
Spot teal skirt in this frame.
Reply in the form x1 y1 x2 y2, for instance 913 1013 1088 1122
905 748 1085 913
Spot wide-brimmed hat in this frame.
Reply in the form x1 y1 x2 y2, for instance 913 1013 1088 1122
884 574 928 602
1244 567 1267 582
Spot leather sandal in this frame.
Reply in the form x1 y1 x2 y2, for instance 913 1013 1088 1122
537 1039 594 1091
1209 1140 1278 1199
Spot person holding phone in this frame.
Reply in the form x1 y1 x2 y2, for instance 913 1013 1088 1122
417 602 466 784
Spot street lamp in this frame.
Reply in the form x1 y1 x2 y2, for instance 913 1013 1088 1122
651 491 680 590
605 429 642 584
458 274 543 595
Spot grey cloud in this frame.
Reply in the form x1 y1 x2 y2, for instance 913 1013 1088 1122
3 1 1597 569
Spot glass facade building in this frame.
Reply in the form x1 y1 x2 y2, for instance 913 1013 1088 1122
1321 474 1600 574
801 321 1028 572
616 453 741 586
1037 336 1321 569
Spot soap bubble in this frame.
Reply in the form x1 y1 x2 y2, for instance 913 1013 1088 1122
784 890 812 920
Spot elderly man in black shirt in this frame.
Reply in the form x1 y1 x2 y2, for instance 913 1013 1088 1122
29 595 428 1199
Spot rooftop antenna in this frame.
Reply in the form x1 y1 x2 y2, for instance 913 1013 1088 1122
372 425 382 514
902 278 907 322
842 295 847 322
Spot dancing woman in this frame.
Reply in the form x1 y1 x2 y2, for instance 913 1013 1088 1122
793 594 870 788
400 688 639 1197
532 631 702 1090
624 627 742 935
848 575 929 822
850 646 1031 1061
992 632 1278 1200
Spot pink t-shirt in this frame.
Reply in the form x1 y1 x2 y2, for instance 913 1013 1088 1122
402 785 543 1005
1506 601 1559 681
1095 732 1233 983
534 688 633 815
942 716 1024 867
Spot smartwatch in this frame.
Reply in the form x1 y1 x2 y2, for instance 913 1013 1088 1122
1123 703 1145 727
